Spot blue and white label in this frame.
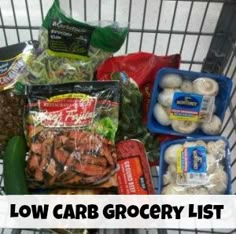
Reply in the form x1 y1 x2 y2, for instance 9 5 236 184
177 146 208 186
170 92 214 122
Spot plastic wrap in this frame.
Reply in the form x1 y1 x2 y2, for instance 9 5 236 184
116 139 155 194
97 52 181 123
0 42 35 156
15 0 128 92
24 81 120 189
148 68 232 137
158 137 232 195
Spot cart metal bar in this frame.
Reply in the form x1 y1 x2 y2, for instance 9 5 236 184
163 0 235 2
218 15 235 55
166 0 179 55
221 105 236 134
226 126 234 140
224 49 236 76
98 0 101 21
125 0 132 53
221 70 236 135
24 0 33 41
232 177 236 184
139 0 148 51
84 0 87 21
179 0 194 55
202 2 236 74
69 0 72 16
0 8 8 46
166 230 233 234
39 0 44 22
152 0 163 53
113 0 117 22
157 229 168 234
231 157 236 167
0 24 222 37
189 0 210 70
230 140 236 151
10 0 20 43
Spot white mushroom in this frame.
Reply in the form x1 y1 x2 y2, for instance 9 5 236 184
212 103 216 113
180 80 193 93
207 154 217 174
201 115 222 135
158 89 179 108
153 103 171 126
159 74 183 89
207 140 226 160
172 120 198 134
187 186 209 195
164 144 183 164
207 141 215 154
163 171 173 186
183 141 197 148
193 77 219 96
207 167 228 194
161 184 186 195
215 139 226 148
167 164 177 178
195 140 207 148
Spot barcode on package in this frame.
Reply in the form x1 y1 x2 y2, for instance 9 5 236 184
187 173 208 185
199 96 215 122
201 96 211 112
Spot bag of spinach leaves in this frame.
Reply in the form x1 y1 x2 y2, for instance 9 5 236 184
15 0 127 92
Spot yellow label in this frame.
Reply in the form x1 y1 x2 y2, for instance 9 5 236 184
169 113 199 122
176 147 183 174
48 93 90 102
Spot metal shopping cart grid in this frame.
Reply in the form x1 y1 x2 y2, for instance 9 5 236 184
0 0 236 233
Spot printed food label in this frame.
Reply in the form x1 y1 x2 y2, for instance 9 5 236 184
169 92 215 122
0 55 25 90
37 93 97 127
48 20 94 56
116 139 155 194
117 157 148 194
176 146 208 186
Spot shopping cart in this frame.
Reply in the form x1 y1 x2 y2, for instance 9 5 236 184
0 0 236 233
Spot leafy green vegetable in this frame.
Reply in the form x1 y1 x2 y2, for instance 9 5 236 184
94 117 118 141
112 72 160 161
14 0 127 93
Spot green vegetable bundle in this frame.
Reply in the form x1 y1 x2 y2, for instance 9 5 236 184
112 73 159 162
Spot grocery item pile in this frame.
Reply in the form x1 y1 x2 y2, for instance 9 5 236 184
1 0 233 196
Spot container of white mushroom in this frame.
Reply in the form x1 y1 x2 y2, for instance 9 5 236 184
158 137 232 195
147 68 232 137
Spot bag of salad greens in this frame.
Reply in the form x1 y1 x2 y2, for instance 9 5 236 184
15 0 128 93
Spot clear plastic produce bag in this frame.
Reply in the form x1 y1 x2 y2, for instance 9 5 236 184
15 0 128 91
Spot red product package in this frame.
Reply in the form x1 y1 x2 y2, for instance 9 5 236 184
97 52 180 122
116 139 155 194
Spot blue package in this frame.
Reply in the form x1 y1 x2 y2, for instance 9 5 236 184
147 68 233 137
158 136 232 195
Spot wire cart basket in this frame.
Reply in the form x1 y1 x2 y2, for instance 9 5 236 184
0 0 236 233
